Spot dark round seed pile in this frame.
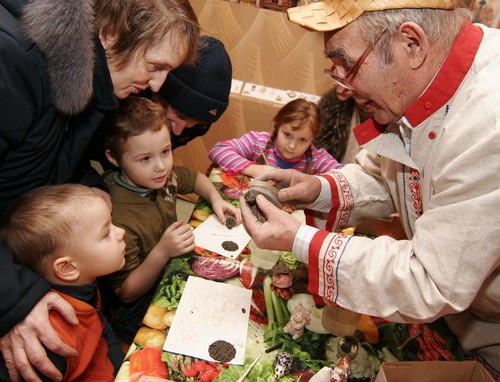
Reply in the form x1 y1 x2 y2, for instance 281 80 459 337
208 340 236 363
222 240 239 251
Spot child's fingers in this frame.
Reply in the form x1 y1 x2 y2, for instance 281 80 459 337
165 220 184 232
168 221 194 236
215 210 226 225
218 203 242 225
177 226 195 243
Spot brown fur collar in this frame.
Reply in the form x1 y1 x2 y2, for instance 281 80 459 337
21 0 95 115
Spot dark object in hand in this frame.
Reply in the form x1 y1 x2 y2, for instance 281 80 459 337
244 189 259 206
225 215 236 229
245 180 282 209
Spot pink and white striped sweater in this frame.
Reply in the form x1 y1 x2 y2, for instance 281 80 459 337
209 131 342 175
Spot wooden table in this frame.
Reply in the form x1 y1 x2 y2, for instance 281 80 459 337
114 168 465 382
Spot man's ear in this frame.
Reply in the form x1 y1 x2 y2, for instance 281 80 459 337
53 257 80 282
105 149 119 167
397 22 429 70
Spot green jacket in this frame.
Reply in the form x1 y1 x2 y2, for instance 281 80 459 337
103 166 197 290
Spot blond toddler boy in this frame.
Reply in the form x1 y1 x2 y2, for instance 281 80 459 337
0 184 126 381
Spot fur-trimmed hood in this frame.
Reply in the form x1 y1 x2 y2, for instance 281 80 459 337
21 0 95 115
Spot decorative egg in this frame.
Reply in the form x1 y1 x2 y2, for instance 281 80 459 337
274 351 293 379
337 335 359 360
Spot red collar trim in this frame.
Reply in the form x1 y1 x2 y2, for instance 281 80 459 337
353 119 387 145
354 22 483 145
405 22 482 125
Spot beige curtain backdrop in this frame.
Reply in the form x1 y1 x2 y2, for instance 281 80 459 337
174 0 500 175
173 0 332 175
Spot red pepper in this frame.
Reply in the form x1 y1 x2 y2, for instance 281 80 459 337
199 368 219 382
193 246 219 258
251 288 267 314
209 361 223 368
249 307 269 325
192 361 208 373
219 171 243 188
182 363 199 377
357 314 379 344
129 347 168 382
408 324 452 361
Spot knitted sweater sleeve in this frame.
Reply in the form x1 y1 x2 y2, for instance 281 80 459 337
209 131 268 175
311 146 343 174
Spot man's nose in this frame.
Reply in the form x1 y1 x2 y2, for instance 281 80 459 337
171 120 187 136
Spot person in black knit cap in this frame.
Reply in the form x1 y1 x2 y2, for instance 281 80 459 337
153 35 232 149
96 35 232 169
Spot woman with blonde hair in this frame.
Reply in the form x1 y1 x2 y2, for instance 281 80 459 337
0 0 199 380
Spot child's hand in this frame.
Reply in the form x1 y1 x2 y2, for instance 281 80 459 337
243 164 275 179
158 220 195 258
212 199 242 227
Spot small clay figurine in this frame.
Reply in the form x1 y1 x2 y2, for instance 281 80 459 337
283 302 312 340
330 356 351 382
271 264 293 299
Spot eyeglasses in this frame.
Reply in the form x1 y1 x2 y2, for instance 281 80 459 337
324 28 388 92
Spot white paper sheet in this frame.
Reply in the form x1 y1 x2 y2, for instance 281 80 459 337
163 276 252 365
192 214 251 259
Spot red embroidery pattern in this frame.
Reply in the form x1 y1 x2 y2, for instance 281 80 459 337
325 172 353 232
337 174 354 225
409 168 423 217
320 233 349 302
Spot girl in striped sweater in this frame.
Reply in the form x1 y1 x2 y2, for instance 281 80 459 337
209 98 342 178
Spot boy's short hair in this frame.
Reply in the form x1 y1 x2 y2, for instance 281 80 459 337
104 97 169 160
0 184 98 276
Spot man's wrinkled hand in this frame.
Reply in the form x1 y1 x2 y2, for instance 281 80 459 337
240 194 300 252
256 169 321 209
0 292 78 382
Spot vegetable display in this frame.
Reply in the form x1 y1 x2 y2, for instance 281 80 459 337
129 244 464 381
163 353 227 382
129 347 169 382
190 256 240 280
117 167 467 382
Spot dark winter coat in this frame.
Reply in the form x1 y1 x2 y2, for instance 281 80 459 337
0 0 118 335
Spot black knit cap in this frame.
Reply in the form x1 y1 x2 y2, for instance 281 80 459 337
158 36 232 124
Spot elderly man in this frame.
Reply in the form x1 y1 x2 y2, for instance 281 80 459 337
240 0 500 376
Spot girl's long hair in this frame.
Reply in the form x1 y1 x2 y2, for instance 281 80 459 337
257 98 320 174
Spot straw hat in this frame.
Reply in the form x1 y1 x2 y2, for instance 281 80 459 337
287 0 457 31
